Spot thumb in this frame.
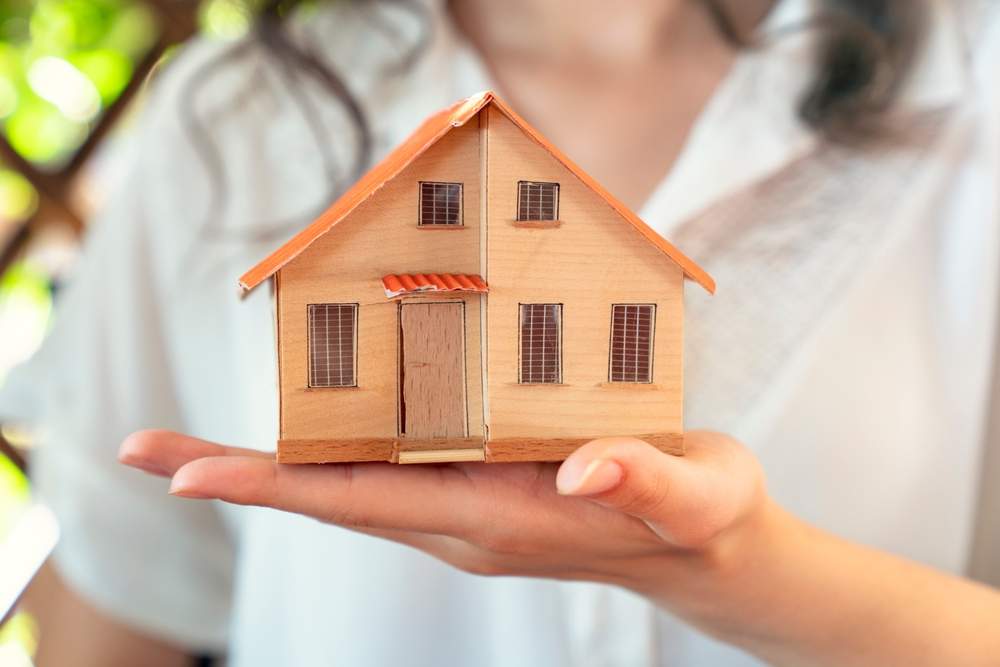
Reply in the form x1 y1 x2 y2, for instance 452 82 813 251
555 433 763 548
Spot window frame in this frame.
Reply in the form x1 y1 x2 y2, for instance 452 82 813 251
307 303 359 388
418 181 464 227
516 181 560 222
608 303 656 384
518 303 563 384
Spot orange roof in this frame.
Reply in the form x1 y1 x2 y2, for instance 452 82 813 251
239 91 715 295
382 273 489 298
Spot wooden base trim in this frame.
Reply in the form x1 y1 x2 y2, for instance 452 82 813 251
398 448 486 464
485 433 684 462
277 438 396 463
277 433 683 464
277 437 486 464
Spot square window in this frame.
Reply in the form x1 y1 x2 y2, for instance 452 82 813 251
609 304 655 383
517 181 559 221
519 304 562 384
419 182 463 226
308 303 358 387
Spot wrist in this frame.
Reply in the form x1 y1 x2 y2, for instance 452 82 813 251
702 495 790 583
637 494 797 633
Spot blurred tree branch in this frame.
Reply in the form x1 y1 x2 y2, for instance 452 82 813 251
0 430 26 473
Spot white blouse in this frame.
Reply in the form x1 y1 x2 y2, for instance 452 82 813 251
3 1 999 665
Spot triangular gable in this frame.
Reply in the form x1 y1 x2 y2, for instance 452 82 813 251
239 91 715 294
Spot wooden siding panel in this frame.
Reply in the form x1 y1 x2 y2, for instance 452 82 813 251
484 105 684 440
278 119 484 442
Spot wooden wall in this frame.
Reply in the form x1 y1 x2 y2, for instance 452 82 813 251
277 118 484 442
483 105 684 440
275 102 685 450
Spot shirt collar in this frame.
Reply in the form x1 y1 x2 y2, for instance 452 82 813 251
312 0 970 236
641 10 818 236
642 0 969 236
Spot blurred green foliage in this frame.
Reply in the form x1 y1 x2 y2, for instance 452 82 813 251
0 0 160 169
0 610 38 666
199 0 254 38
0 451 29 540
198 0 328 39
0 266 46 665
0 441 32 665
0 167 38 224
0 262 52 385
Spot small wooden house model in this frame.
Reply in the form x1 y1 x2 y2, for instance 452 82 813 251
240 91 715 464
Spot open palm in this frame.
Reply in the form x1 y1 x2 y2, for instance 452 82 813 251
119 430 765 598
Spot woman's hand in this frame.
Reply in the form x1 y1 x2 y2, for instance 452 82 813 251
118 430 1000 667
118 431 768 606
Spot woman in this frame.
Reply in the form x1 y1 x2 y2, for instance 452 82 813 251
5 0 1000 665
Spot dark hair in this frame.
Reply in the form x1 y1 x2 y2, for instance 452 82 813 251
707 0 925 137
186 0 925 241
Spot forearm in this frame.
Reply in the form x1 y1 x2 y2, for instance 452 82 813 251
25 563 192 667
656 501 1000 667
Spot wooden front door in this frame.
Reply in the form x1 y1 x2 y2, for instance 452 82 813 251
400 302 467 439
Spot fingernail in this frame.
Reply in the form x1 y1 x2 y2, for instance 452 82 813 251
557 459 624 496
168 477 214 499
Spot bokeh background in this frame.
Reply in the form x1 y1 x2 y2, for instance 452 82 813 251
0 2 256 664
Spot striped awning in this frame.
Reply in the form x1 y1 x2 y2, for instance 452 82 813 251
382 273 489 299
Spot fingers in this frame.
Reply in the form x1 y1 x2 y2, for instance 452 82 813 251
556 432 764 548
119 429 272 477
161 447 490 537
120 429 763 557
121 431 608 552
120 430 491 538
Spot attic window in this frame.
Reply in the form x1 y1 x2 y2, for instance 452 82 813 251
308 303 358 388
517 181 559 221
609 304 655 383
419 182 463 226
519 304 562 384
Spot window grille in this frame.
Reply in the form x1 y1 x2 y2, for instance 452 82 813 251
419 181 463 226
308 303 358 387
517 181 559 221
519 304 562 384
609 304 655 383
